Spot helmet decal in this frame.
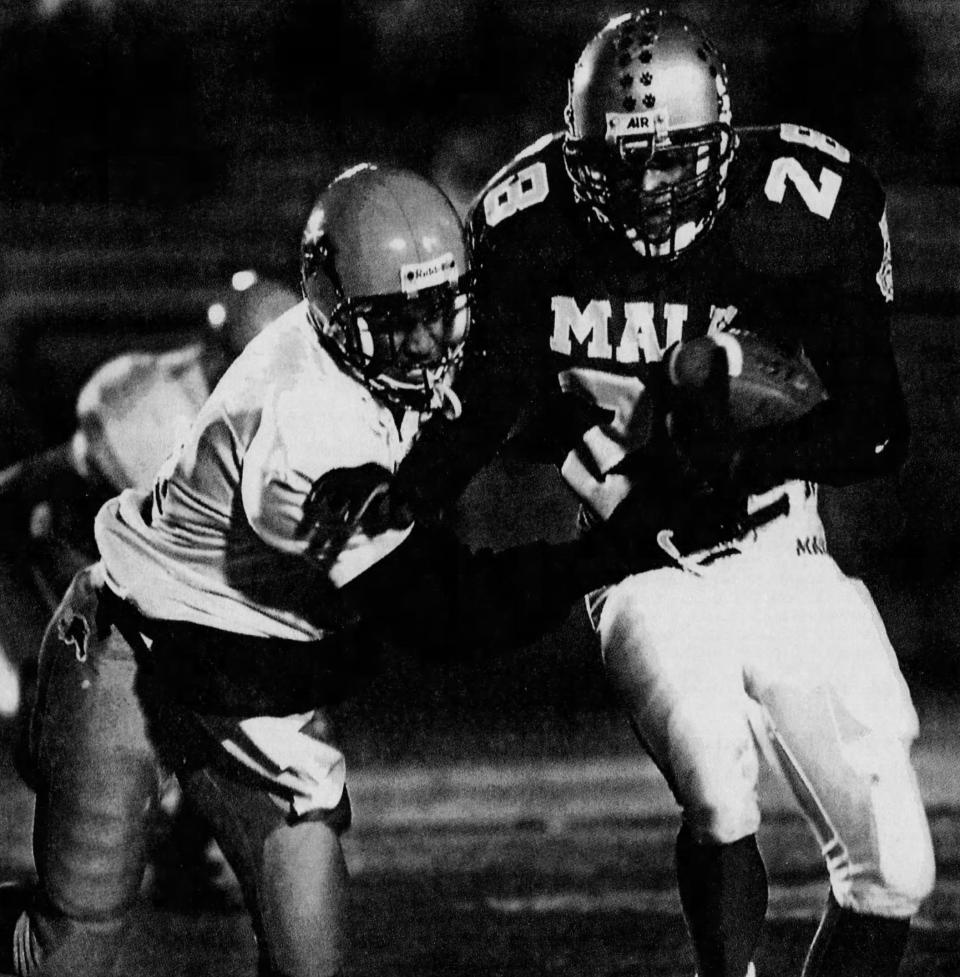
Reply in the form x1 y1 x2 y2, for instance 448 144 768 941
604 108 671 147
400 252 459 295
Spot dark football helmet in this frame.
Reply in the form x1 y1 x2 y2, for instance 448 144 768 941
301 163 472 413
206 270 299 356
563 9 735 259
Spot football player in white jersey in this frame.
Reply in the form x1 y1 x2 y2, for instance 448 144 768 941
0 163 690 977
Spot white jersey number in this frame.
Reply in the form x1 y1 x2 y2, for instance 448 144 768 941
765 125 848 220
765 158 842 220
557 368 648 519
483 162 549 228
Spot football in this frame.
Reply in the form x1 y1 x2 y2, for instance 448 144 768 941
667 329 828 430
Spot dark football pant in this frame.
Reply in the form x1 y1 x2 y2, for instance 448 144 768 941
23 566 349 977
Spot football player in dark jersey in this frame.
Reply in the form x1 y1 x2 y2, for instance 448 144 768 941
378 10 934 977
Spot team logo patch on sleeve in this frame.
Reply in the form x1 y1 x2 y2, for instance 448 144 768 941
400 253 458 294
57 611 90 663
876 208 893 303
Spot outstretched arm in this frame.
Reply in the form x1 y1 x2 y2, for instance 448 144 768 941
305 464 738 657
337 517 656 656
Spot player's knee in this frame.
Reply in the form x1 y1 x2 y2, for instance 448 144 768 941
872 749 936 914
39 748 158 922
676 727 762 844
684 789 762 845
833 859 935 920
841 819 935 917
830 741 936 917
884 834 936 913
45 824 148 920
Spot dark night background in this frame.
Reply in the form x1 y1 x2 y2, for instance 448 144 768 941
1 0 959 748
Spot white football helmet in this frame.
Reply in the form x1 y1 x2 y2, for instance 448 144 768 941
563 9 735 259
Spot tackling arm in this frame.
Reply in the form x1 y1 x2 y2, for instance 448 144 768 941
337 509 668 657
331 474 748 658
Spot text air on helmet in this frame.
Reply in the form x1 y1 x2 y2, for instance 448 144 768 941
300 163 472 414
563 8 735 259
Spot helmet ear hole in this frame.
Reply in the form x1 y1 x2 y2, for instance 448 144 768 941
302 268 340 328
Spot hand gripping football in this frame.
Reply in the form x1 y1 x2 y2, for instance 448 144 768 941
667 329 827 430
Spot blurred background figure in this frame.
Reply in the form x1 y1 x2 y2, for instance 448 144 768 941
0 269 297 905
0 265 45 724
0 268 298 612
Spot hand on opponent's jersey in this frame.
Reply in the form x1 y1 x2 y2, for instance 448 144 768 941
300 463 415 563
319 458 763 658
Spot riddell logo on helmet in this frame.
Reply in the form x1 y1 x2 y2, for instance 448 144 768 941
400 253 458 294
605 109 670 144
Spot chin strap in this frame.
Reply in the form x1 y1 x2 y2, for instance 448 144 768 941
431 379 462 420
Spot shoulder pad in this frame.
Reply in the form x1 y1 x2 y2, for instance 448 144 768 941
467 133 568 250
156 343 205 377
728 124 887 288
77 346 209 491
76 351 160 422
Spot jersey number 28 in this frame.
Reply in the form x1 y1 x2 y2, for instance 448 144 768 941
765 124 848 220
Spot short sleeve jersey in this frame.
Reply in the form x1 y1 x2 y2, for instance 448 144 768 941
95 301 424 640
